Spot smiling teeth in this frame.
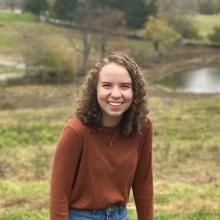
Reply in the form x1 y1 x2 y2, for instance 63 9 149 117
108 101 122 106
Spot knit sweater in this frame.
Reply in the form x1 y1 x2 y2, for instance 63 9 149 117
50 116 153 220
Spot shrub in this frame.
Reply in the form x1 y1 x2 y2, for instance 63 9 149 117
39 40 75 83
166 15 200 39
143 17 181 55
208 26 220 43
22 33 76 83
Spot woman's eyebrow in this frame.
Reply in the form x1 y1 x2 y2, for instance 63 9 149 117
120 82 132 85
101 81 112 84
100 82 132 85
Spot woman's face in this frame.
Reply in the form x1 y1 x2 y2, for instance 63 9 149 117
97 62 133 127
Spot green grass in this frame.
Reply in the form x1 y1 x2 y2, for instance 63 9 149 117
0 180 49 199
128 38 154 54
151 96 220 162
0 66 22 74
0 180 49 220
0 19 76 55
0 22 21 51
0 123 60 148
0 105 73 148
193 14 220 37
155 181 220 203
0 210 48 220
0 12 37 22
0 84 219 219
0 179 219 220
155 210 220 220
154 181 220 219
0 35 19 51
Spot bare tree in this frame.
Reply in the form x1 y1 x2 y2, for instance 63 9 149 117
69 3 127 75
91 7 126 59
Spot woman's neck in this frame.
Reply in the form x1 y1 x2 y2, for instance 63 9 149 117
101 117 121 127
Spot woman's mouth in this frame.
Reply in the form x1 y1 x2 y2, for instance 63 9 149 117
107 101 124 106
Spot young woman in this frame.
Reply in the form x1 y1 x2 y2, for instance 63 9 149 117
50 52 153 220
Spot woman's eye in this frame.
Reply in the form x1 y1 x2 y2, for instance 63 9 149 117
103 84 111 88
121 85 131 89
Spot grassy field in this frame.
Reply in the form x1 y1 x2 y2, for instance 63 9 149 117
0 66 19 74
193 14 220 37
0 11 220 220
0 11 81 61
0 11 36 22
0 84 219 220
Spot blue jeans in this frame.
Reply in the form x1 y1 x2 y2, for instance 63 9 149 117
69 203 128 220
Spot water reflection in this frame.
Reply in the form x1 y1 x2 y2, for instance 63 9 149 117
157 68 220 93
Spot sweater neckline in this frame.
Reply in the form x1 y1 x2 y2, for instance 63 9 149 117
99 124 120 133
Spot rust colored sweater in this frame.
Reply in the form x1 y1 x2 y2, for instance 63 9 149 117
50 117 153 220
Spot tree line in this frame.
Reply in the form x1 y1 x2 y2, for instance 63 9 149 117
23 0 157 29
5 0 220 20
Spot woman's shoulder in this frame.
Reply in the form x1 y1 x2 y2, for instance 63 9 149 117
144 115 153 129
64 116 89 135
138 115 153 138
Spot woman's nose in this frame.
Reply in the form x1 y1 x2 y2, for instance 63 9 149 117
110 87 121 98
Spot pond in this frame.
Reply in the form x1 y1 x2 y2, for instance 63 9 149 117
156 68 220 94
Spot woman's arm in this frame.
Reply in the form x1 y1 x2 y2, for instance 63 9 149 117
132 118 153 220
50 127 82 220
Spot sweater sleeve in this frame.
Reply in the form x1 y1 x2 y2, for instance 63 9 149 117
50 126 82 220
132 119 154 220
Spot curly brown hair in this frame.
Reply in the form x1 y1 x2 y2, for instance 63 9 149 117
75 52 149 136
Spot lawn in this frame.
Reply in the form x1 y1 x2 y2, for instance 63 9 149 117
0 84 219 220
0 11 79 59
0 66 19 74
193 14 220 37
1 179 219 220
0 11 36 22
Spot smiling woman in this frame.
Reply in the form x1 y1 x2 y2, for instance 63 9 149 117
50 52 154 220
97 62 133 127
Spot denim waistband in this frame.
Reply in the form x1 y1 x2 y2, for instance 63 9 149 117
70 203 126 215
